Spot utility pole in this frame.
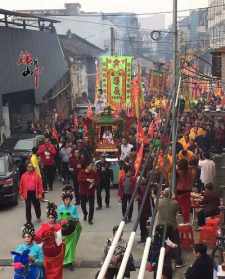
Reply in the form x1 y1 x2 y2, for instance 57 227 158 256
110 27 115 56
171 0 178 194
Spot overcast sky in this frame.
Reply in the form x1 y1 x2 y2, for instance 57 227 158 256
2 0 208 13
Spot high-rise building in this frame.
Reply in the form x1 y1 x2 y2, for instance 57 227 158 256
208 0 225 49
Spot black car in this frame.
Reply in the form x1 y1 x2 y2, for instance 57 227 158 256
12 135 44 161
0 154 19 206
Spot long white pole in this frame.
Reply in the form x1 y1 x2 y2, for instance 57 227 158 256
171 0 178 196
97 221 125 279
137 236 152 279
116 231 136 279
137 211 159 279
156 247 166 279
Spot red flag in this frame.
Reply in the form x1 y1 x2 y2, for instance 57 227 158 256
148 121 155 138
131 76 141 119
134 143 144 177
86 104 94 119
136 121 144 143
215 81 223 97
51 128 59 142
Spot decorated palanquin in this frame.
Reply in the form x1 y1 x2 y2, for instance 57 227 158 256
94 110 122 156
100 56 133 111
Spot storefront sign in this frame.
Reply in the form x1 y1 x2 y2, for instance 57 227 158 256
17 50 41 89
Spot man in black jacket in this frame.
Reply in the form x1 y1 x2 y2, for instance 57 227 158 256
185 244 214 279
96 157 113 209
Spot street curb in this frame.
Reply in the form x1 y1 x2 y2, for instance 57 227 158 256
0 259 140 268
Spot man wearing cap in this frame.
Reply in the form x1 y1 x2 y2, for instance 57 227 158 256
158 188 184 268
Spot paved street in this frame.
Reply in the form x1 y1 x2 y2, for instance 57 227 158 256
0 180 192 278
0 0 224 278
0 267 151 278
0 266 190 279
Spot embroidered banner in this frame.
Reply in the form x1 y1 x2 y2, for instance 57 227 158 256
100 56 133 110
149 70 167 95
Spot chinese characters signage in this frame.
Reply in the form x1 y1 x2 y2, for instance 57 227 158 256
17 50 41 90
149 70 167 95
100 56 133 110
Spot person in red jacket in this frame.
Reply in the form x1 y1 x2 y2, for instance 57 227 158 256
78 163 97 225
19 162 43 224
176 159 194 224
38 136 57 191
35 202 64 279
118 167 136 222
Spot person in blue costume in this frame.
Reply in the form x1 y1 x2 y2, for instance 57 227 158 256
12 223 44 279
57 185 81 271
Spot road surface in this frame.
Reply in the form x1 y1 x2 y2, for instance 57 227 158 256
0 180 191 278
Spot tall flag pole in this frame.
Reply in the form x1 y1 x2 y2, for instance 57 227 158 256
94 60 100 106
131 64 143 120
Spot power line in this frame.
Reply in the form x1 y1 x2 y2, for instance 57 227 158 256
55 16 146 31
60 3 225 17
52 3 225 32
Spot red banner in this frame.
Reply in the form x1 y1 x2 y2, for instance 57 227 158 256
136 121 144 144
134 143 144 177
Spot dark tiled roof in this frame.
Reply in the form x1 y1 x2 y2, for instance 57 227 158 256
0 26 68 104
60 33 104 58
0 8 60 23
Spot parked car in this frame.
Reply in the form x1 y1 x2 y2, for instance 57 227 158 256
12 135 44 161
0 154 19 206
0 134 44 156
0 134 44 177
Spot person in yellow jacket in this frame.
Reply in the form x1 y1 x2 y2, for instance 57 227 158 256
30 147 41 177
178 133 190 150
178 149 194 162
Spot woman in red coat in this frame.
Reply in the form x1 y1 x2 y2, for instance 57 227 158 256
118 167 136 222
35 202 64 279
78 163 97 225
19 162 43 224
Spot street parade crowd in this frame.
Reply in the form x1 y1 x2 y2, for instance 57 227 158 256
10 86 225 279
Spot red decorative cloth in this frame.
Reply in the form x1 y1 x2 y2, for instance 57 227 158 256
35 223 64 279
44 244 64 279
